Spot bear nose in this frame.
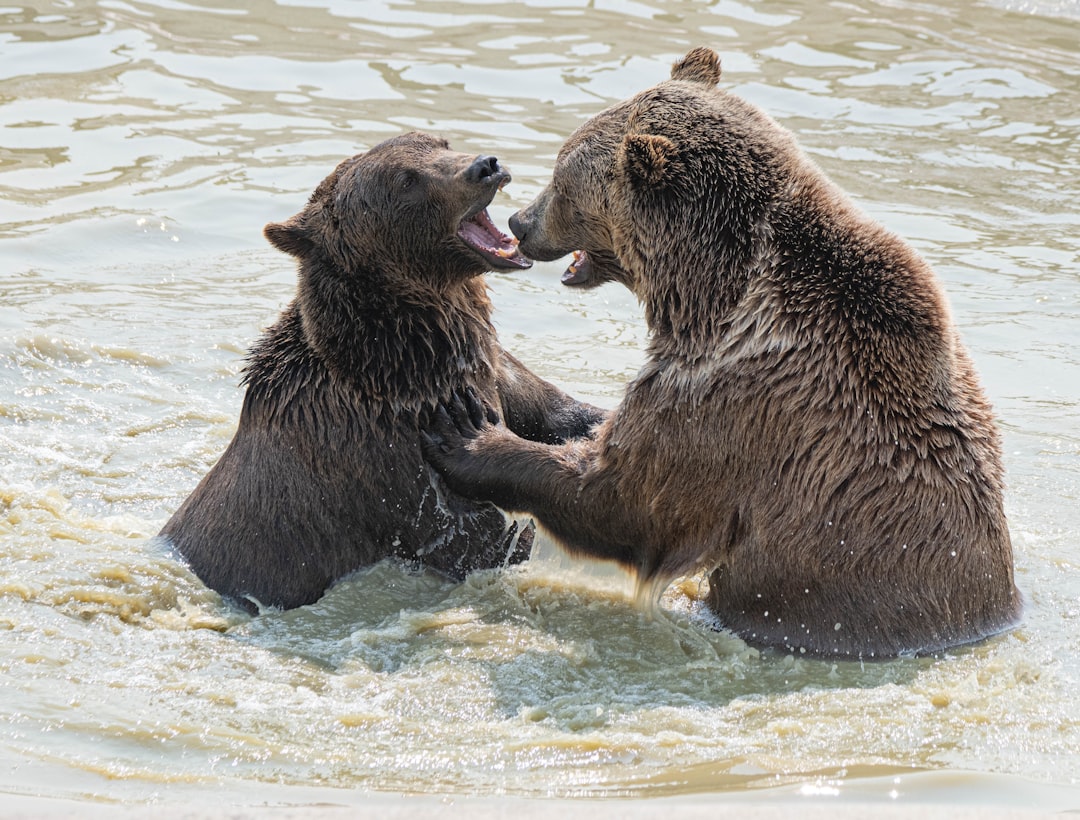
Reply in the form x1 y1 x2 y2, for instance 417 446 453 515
508 210 527 242
465 155 507 186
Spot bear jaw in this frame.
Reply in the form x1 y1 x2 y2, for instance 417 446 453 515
457 207 532 271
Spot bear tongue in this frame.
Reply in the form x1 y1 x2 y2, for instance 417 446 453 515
561 250 592 286
458 209 532 270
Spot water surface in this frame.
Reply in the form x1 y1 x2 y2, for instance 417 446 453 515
1 0 1079 810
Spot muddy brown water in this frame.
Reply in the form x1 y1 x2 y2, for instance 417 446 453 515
1 0 1079 810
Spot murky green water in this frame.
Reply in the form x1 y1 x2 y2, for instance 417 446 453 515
1 0 1079 811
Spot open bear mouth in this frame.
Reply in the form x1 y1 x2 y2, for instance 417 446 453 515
561 250 592 286
457 209 532 271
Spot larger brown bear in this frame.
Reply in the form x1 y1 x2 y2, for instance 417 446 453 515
160 131 603 612
424 48 1022 659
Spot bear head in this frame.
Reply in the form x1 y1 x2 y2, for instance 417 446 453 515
264 131 531 286
509 47 790 308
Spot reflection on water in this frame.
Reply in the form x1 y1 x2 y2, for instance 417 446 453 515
1 0 1079 809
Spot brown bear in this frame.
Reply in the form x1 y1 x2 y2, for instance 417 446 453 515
423 48 1022 659
159 131 604 613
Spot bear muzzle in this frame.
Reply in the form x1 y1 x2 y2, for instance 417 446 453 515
457 157 531 271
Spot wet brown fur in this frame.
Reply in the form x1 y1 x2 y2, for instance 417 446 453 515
425 51 1021 658
161 132 603 612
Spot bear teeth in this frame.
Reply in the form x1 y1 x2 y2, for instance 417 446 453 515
561 250 591 285
457 208 530 269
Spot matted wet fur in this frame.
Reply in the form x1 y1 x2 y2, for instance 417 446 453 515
424 50 1021 659
160 132 604 612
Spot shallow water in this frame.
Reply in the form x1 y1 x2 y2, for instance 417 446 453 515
1 0 1079 810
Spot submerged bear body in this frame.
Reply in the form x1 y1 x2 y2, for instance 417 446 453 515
161 132 603 611
425 50 1021 659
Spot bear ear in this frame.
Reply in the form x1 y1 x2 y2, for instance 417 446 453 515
670 47 721 87
618 133 679 188
263 217 314 259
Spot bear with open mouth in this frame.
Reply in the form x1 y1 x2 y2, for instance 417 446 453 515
424 49 1021 659
160 131 605 613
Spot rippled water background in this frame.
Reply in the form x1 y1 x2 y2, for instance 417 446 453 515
2 0 1079 811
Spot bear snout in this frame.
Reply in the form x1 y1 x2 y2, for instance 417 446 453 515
508 205 561 262
465 155 509 188
508 209 529 243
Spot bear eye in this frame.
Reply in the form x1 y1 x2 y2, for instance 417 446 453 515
395 170 420 193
